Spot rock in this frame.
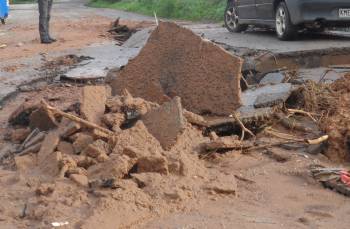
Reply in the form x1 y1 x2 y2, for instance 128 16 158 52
112 121 163 158
15 154 36 173
111 22 243 115
80 86 107 125
29 107 58 131
263 149 291 163
37 131 60 164
101 113 125 128
142 97 186 150
183 109 208 127
105 96 123 113
205 174 237 195
38 151 62 179
82 140 110 159
10 128 31 143
121 146 144 159
8 102 39 126
72 133 94 154
35 183 55 196
137 156 169 175
58 119 81 138
57 141 74 155
131 172 162 188
87 155 135 180
70 174 89 187
259 72 285 85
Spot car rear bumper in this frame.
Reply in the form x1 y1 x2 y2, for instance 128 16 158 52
287 0 350 26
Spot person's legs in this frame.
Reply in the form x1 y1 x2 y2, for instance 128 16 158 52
38 0 51 43
47 0 56 42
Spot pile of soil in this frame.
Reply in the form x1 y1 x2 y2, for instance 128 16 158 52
0 85 239 228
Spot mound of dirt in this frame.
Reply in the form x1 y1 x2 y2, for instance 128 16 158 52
0 85 240 228
110 22 243 115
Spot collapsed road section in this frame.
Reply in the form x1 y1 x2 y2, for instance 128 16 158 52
0 21 350 228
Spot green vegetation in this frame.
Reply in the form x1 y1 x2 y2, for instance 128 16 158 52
12 0 36 4
88 0 226 22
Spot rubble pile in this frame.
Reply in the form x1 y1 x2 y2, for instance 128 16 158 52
0 82 244 227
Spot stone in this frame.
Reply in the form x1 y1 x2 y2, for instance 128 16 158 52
70 174 89 187
121 146 145 159
80 86 107 125
259 72 285 85
87 155 135 180
38 151 62 178
37 131 60 164
137 156 169 175
101 113 125 128
82 140 110 159
142 97 186 150
35 183 55 196
57 141 74 155
205 174 237 195
72 133 94 154
111 22 242 115
10 128 31 143
15 154 36 173
131 172 162 188
112 121 163 158
58 119 81 138
29 107 58 131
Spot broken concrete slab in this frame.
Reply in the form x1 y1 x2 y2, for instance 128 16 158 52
241 83 293 107
80 86 107 125
111 22 243 115
259 72 285 85
142 97 186 150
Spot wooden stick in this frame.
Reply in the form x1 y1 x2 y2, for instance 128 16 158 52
232 113 255 140
287 108 317 122
244 135 329 152
40 100 115 136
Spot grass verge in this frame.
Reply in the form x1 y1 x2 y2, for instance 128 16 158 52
88 0 226 22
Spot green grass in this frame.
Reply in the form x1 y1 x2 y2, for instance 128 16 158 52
12 0 36 4
88 0 226 22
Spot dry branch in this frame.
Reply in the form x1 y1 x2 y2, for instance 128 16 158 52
41 100 115 136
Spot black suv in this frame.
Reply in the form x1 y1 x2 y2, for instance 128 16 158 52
224 0 350 40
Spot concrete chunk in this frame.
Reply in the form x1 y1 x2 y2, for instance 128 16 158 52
81 86 107 125
111 22 242 115
142 97 185 150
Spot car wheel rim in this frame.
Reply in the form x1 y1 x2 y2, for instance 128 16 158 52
276 7 286 36
225 6 238 30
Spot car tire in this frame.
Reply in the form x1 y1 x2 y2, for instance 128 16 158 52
275 2 297 40
224 1 247 33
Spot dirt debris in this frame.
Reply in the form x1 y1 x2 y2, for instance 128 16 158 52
142 96 186 150
110 22 243 115
80 86 108 125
